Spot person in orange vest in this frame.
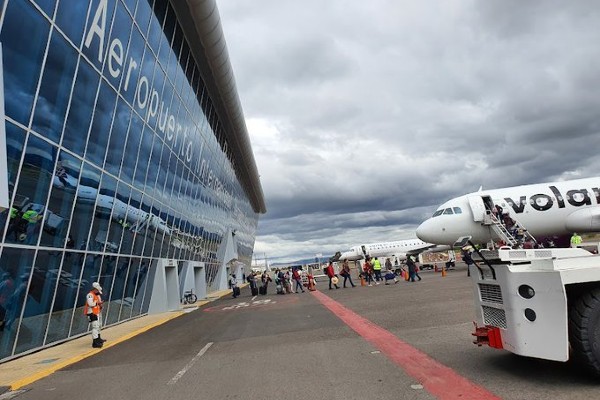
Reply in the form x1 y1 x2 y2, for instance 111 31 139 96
84 282 106 348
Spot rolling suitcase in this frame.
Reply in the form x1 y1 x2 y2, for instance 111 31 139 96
276 284 284 294
259 285 267 295
251 285 259 296
233 286 240 297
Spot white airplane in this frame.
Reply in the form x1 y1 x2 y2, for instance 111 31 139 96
416 176 600 246
334 238 450 262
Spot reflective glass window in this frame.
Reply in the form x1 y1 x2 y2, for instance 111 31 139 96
32 31 78 144
174 43 188 95
166 18 183 83
147 64 166 132
141 199 155 257
69 254 102 337
45 250 83 344
8 135 57 246
131 258 150 316
81 0 116 70
133 127 153 188
1 1 50 126
120 110 143 183
63 58 100 156
88 174 117 252
432 210 444 218
32 0 56 18
453 207 463 214
105 98 132 176
105 2 132 90
86 80 117 167
146 2 164 55
129 189 145 256
145 135 163 191
120 257 139 320
110 182 131 249
442 208 454 215
134 0 152 37
122 0 138 14
0 248 35 360
1 122 26 240
68 162 101 250
40 151 82 247
103 256 130 325
55 0 90 47
14 251 63 354
155 142 169 193
121 25 144 105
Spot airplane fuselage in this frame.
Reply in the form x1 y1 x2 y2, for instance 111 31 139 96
416 177 600 246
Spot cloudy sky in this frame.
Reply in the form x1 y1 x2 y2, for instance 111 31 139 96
217 0 600 264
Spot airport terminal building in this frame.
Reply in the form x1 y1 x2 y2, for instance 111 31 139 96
0 0 266 361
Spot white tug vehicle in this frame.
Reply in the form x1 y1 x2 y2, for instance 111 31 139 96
468 241 600 376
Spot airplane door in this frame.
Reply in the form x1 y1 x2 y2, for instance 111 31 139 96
468 196 486 222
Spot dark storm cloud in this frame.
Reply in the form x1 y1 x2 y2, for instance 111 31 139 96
218 0 600 262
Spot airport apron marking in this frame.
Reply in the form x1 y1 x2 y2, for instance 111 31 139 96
312 290 501 400
204 298 296 312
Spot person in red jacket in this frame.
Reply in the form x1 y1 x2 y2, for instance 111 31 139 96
325 262 339 290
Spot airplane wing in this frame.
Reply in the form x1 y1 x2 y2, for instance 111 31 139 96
566 207 600 232
406 244 451 256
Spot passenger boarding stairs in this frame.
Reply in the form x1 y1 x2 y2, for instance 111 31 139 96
483 211 537 249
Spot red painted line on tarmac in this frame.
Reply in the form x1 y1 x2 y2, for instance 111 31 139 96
312 290 501 400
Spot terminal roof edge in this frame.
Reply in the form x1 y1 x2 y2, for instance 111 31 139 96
171 0 266 214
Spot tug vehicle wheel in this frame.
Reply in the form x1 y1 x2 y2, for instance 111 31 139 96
569 288 600 376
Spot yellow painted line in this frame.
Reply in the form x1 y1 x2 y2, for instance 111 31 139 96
9 311 185 391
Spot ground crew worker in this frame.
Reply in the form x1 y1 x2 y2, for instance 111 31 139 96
5 207 20 240
372 257 382 283
84 282 106 348
570 232 582 248
21 208 41 244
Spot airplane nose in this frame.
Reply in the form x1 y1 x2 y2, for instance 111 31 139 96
416 219 439 244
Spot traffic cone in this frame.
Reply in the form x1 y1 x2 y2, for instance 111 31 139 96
441 268 447 277
404 270 409 281
360 275 366 286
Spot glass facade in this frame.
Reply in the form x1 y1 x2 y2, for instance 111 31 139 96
0 0 261 361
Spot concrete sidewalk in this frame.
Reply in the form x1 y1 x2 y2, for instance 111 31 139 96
0 288 234 394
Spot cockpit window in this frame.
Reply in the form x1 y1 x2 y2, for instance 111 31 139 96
442 208 454 215
453 207 462 214
432 210 444 217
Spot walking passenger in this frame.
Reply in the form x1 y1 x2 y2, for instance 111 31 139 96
363 258 374 286
462 247 477 277
292 267 305 293
340 259 356 288
406 256 419 282
230 274 240 298
325 262 339 290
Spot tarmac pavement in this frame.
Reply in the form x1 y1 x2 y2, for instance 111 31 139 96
1 265 600 400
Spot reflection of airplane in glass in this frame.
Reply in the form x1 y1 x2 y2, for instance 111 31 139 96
51 164 172 236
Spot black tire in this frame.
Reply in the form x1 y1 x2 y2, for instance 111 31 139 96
569 288 600 376
187 294 197 304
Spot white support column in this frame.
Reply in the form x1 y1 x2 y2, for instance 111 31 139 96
147 259 181 314
181 261 207 299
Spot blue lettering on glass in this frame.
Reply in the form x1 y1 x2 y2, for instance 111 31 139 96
83 0 231 206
